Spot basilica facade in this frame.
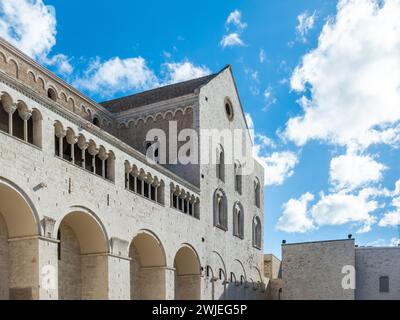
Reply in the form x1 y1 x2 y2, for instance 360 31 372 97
0 38 266 300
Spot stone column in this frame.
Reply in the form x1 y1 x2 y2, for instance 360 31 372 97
18 109 32 142
66 133 77 163
3 102 17 135
88 144 99 173
154 182 159 203
124 162 132 189
78 139 88 169
55 131 66 158
98 149 109 179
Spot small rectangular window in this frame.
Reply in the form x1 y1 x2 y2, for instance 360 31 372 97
379 276 389 293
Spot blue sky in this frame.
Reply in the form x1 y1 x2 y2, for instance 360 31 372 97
1 0 400 257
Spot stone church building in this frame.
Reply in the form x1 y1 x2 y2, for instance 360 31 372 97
0 38 267 300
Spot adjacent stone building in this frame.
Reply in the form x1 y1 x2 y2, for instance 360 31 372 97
0 37 267 300
273 238 400 300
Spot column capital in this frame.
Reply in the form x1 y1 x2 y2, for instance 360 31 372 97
55 130 66 139
78 141 89 150
4 102 17 114
98 148 109 161
18 109 32 121
88 144 99 156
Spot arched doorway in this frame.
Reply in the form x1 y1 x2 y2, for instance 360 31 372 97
174 245 201 300
57 209 109 300
0 178 40 300
129 230 166 300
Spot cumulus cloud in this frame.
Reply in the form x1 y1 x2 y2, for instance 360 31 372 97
330 153 386 191
0 0 73 74
379 210 400 227
277 193 315 233
163 61 210 84
220 10 247 48
220 33 245 48
311 190 378 233
246 113 297 186
0 0 56 59
379 196 400 227
260 151 299 186
43 54 73 76
74 57 159 98
226 10 247 30
284 0 400 150
75 57 211 98
296 11 316 42
277 188 380 234
277 179 400 234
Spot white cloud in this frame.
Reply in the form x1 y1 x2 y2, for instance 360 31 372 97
43 54 73 75
277 193 315 233
379 196 400 227
246 113 296 186
330 153 386 191
263 87 277 110
74 57 159 98
260 151 299 186
378 211 400 227
259 49 266 63
220 33 245 48
221 10 247 48
284 0 400 150
226 9 247 30
296 11 316 42
75 58 211 98
163 61 210 84
0 0 73 75
311 190 378 233
0 0 56 59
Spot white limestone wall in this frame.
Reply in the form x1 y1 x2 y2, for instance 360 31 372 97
281 239 355 300
355 247 400 300
198 68 267 300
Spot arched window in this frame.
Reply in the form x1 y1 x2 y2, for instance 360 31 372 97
214 189 227 230
233 202 244 239
47 88 57 101
234 162 242 194
253 216 262 249
12 109 24 140
216 145 225 182
254 177 261 208
93 116 100 127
